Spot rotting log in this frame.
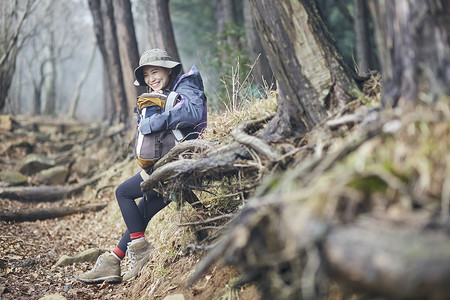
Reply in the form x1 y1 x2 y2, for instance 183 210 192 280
0 185 78 202
324 220 450 299
0 203 107 222
0 168 110 202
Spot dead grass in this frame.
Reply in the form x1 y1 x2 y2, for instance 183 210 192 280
202 90 277 144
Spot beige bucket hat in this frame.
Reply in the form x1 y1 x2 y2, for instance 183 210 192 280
134 49 181 86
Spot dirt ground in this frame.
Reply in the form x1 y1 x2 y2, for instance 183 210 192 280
0 177 260 300
0 117 261 299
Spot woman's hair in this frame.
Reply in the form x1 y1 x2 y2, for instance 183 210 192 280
167 64 183 91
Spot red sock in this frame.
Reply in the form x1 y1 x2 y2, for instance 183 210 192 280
113 247 125 260
130 231 144 240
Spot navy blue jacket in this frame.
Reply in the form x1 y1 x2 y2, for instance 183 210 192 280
139 65 207 138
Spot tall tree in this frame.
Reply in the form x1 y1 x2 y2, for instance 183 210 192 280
242 0 274 88
368 0 450 107
216 0 239 52
28 39 48 115
248 0 361 142
88 0 128 124
143 0 181 63
114 0 142 120
67 45 97 119
0 0 36 112
42 31 57 115
353 0 371 74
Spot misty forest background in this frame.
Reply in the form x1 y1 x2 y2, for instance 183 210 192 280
1 0 375 120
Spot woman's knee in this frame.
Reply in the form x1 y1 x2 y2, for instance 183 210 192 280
115 173 144 203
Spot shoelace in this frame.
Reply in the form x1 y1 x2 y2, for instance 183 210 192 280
87 255 104 273
125 242 137 272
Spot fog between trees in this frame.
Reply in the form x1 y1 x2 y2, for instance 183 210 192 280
3 0 374 121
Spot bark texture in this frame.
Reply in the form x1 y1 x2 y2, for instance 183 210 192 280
248 0 361 141
88 0 129 124
353 0 371 74
243 0 274 87
0 0 35 112
143 0 181 63
113 0 143 119
216 0 239 52
324 221 450 299
368 0 450 106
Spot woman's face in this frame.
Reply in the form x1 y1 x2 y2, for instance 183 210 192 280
143 66 171 92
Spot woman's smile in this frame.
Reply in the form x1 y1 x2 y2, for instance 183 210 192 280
143 66 171 91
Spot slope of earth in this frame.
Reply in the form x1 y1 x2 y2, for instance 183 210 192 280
0 106 268 299
0 155 260 300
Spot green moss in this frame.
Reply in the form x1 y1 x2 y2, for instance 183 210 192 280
346 174 388 194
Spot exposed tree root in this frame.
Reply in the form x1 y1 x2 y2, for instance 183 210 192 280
182 104 450 299
141 142 254 194
231 115 281 161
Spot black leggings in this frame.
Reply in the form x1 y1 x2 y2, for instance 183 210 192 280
115 172 169 255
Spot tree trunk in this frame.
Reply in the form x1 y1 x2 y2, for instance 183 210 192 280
248 0 361 142
68 45 97 119
88 0 129 125
368 0 450 107
88 0 114 124
0 49 19 113
31 57 46 115
242 0 274 88
216 0 239 52
353 0 371 74
101 0 129 124
143 0 181 63
113 0 143 121
0 0 34 112
43 32 57 116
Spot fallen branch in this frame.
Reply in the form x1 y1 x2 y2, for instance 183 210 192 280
0 175 102 202
0 203 107 222
0 185 81 202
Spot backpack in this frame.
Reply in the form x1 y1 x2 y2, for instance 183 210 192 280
135 92 184 171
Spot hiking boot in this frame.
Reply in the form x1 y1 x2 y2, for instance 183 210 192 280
122 240 153 282
77 252 122 284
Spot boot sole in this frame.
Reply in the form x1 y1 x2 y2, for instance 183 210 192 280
77 275 122 284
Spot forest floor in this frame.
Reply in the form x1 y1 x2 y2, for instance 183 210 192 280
0 115 261 300
0 189 260 300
